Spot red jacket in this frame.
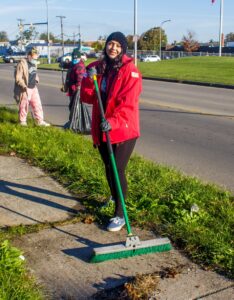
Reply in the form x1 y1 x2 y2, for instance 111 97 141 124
80 55 142 145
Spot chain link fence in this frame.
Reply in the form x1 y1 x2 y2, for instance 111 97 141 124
127 50 234 60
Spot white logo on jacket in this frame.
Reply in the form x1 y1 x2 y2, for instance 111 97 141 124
131 72 139 78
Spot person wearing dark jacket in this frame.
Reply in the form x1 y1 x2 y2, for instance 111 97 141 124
64 48 87 130
80 32 142 232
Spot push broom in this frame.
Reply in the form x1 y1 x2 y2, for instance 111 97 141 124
91 72 172 263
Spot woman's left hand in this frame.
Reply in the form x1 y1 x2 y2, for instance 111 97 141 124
100 120 112 132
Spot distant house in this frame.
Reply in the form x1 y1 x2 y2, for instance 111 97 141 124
25 42 94 57
167 44 234 54
227 42 234 47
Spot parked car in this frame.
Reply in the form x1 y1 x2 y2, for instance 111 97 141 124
140 55 161 62
56 52 72 63
86 52 102 58
57 52 87 64
39 54 48 58
58 52 87 69
3 52 27 63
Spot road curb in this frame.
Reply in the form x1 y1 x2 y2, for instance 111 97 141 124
142 76 234 90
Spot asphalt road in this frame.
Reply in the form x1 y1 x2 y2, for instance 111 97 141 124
0 64 233 192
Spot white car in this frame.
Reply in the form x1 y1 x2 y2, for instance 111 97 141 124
140 55 161 62
57 52 87 63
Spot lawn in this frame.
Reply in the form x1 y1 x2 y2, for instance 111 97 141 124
138 56 234 85
38 56 234 86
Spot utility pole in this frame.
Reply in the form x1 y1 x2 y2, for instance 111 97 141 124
45 0 51 64
78 25 81 49
17 19 25 50
56 15 66 56
219 0 224 57
73 32 76 45
133 0 138 66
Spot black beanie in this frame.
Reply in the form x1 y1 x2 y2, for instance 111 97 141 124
72 48 81 59
105 32 128 54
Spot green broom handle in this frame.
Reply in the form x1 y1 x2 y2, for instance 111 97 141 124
93 75 132 235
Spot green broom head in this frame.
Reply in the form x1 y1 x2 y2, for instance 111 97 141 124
90 237 172 263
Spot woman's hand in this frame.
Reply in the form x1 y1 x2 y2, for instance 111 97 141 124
87 67 97 79
100 120 112 132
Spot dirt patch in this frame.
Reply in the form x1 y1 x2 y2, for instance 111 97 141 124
93 265 187 300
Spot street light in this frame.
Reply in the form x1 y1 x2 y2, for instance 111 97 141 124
159 19 171 59
45 0 51 64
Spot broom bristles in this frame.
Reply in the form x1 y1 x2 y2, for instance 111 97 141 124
91 238 172 263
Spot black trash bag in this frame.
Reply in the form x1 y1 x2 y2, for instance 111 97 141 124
68 89 91 135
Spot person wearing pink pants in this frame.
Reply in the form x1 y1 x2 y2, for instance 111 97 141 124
19 86 44 125
14 47 50 126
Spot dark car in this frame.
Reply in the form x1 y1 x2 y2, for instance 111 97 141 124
3 52 27 63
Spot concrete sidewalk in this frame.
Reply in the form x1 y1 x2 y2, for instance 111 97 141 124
0 155 233 299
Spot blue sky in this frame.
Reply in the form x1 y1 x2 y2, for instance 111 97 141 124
0 0 233 43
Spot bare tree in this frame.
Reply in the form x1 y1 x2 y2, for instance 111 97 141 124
182 30 199 52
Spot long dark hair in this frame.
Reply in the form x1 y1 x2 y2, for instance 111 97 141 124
97 48 123 75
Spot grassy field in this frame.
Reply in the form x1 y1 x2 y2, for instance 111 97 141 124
138 56 234 85
0 107 233 280
38 56 234 86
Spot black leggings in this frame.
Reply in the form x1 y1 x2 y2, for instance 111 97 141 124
98 138 136 218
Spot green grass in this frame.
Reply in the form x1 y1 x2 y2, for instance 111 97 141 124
0 240 43 300
138 56 234 85
38 57 234 86
0 107 233 279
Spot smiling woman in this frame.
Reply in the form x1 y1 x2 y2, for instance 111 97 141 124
81 31 142 232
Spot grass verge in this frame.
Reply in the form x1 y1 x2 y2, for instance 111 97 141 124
0 240 44 299
139 56 234 85
38 56 234 86
0 107 233 279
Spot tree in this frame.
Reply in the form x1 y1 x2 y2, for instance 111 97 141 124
98 35 107 41
138 27 167 51
0 31 8 42
126 35 134 50
91 41 103 52
225 32 234 42
182 30 199 52
39 32 56 42
17 26 39 44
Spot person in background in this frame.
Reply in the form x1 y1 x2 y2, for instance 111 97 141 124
81 32 142 232
64 48 86 129
14 47 50 126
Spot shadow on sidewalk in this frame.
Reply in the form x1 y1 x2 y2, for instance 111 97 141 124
63 234 128 263
0 179 79 214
